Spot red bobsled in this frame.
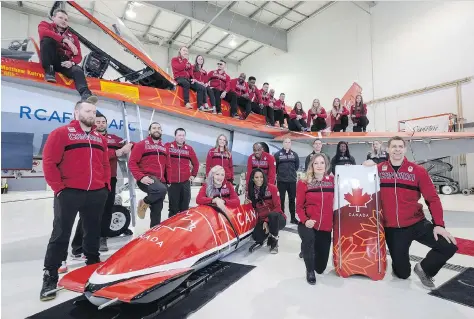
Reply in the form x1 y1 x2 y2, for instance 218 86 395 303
58 204 257 308
332 165 387 280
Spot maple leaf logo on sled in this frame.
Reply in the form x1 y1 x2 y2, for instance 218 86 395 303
344 188 371 212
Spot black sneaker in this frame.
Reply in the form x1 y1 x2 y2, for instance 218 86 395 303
290 218 298 225
249 242 262 253
299 251 303 258
40 270 59 301
99 237 108 252
45 66 56 83
414 263 435 290
306 270 316 285
270 241 278 254
123 229 134 236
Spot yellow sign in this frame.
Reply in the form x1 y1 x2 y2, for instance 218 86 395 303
100 81 140 100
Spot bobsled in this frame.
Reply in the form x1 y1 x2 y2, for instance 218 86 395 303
58 204 257 309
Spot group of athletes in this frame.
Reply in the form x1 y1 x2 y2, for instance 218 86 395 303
39 98 458 301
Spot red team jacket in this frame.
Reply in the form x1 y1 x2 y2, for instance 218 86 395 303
260 90 271 106
229 78 249 96
166 142 199 183
43 120 110 194
289 109 307 120
378 158 445 228
208 70 231 92
350 103 368 118
330 107 350 128
205 148 234 182
129 136 167 183
171 57 192 79
38 21 82 64
103 133 123 178
192 66 208 84
252 184 285 222
274 99 286 112
248 86 261 104
296 176 335 232
246 151 276 185
196 181 240 208
307 107 327 127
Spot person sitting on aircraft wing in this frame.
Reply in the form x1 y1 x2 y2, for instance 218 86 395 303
363 136 457 290
274 93 288 128
38 9 97 103
171 46 206 110
246 143 276 186
205 134 234 183
289 101 308 132
307 99 328 132
196 165 240 212
330 141 356 174
351 94 369 132
330 98 349 132
193 55 214 112
245 168 286 254
207 60 238 117
247 76 263 115
229 73 251 119
296 153 334 285
366 140 388 164
128 122 168 228
264 89 278 126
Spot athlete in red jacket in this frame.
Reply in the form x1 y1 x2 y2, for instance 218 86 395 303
38 9 95 102
364 136 457 289
207 60 238 117
229 73 251 118
246 143 276 185
248 76 263 115
274 93 288 128
196 166 240 209
69 112 133 263
289 102 308 132
307 99 327 132
171 47 206 110
350 94 369 132
296 153 334 285
193 55 215 111
40 101 109 301
128 122 168 227
330 98 349 132
166 128 199 217
246 168 286 254
206 134 234 182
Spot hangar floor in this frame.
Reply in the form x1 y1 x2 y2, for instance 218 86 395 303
2 188 474 319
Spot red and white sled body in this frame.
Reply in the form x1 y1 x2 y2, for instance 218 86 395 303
59 204 257 307
332 165 387 280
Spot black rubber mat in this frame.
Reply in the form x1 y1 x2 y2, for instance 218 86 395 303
27 261 255 319
429 267 474 309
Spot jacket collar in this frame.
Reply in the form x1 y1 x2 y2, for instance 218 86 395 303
70 120 96 133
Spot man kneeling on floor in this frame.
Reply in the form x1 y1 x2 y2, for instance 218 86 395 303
245 168 286 254
364 136 458 289
38 9 96 101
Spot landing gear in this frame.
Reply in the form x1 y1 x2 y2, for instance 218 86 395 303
106 205 131 238
462 188 474 196
441 185 455 195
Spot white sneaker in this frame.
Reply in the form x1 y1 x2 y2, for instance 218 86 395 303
58 261 68 274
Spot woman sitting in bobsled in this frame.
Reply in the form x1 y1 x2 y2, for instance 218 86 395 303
196 165 240 212
245 168 286 254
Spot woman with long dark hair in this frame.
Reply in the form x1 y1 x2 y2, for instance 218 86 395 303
330 141 356 174
366 140 388 164
193 55 215 112
196 165 240 211
171 46 206 110
330 98 349 132
297 153 334 285
350 94 369 132
289 101 308 132
307 99 327 132
245 168 286 254
205 134 234 183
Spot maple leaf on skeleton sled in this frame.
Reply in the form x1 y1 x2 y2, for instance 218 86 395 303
344 188 371 212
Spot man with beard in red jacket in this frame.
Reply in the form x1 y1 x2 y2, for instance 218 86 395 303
166 128 200 217
40 100 109 301
68 112 132 265
38 9 96 101
364 136 457 290
129 122 168 227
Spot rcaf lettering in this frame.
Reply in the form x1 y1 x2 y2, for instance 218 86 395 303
380 172 415 182
138 233 164 247
236 210 257 227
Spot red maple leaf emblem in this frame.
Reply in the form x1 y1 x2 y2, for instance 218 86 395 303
344 188 371 212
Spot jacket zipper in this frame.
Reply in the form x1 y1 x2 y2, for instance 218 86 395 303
157 142 163 181
391 161 404 228
87 136 92 191
178 145 181 182
318 183 323 231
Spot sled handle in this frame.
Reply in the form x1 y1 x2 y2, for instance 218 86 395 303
375 173 381 273
337 173 342 270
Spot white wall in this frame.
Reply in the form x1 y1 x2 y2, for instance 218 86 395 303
369 0 474 131
241 2 373 111
1 7 239 80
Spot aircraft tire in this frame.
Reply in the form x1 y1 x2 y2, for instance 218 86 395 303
107 205 131 237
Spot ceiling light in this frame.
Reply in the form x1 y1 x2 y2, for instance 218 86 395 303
125 9 136 19
131 1 143 6
228 35 237 48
